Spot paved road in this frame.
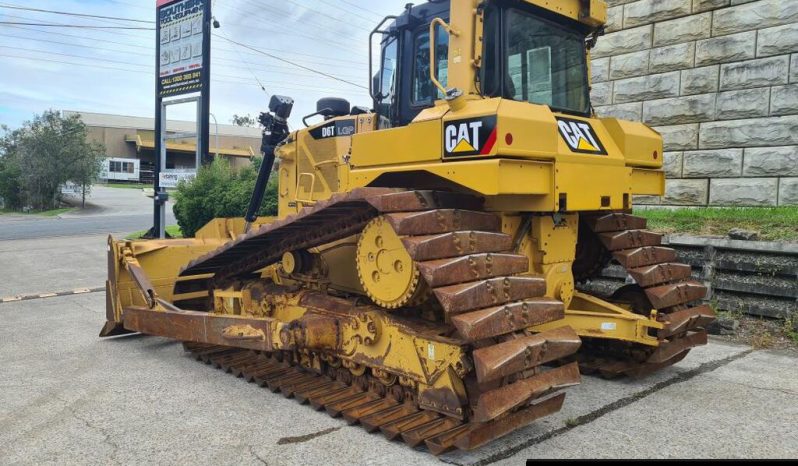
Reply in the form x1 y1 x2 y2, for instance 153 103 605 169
0 214 172 241
1 188 796 463
1 289 795 464
0 186 176 241
0 234 108 297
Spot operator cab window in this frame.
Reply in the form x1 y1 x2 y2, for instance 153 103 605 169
482 5 590 115
411 25 449 106
376 37 399 129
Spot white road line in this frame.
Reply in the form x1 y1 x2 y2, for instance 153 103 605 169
0 287 104 305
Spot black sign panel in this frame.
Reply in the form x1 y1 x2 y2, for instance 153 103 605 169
556 117 608 156
443 116 498 158
157 0 208 97
309 119 357 140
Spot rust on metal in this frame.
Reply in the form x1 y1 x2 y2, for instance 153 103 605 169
115 190 587 456
341 398 398 424
658 305 716 338
579 213 716 377
180 188 403 279
386 209 501 236
434 277 547 315
627 262 693 288
587 213 648 233
645 281 708 309
454 393 566 451
182 341 578 455
613 246 677 269
472 362 580 422
381 411 441 440
402 417 462 447
123 306 276 352
451 298 564 341
425 425 473 455
472 327 581 384
647 331 708 364
598 229 662 251
366 190 484 213
360 405 420 432
417 253 529 288
403 231 514 262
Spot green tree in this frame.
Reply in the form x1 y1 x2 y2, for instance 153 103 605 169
173 157 277 237
0 111 104 211
0 126 23 210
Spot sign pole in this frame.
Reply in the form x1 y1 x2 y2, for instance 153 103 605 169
200 0 211 166
151 0 211 239
153 6 165 239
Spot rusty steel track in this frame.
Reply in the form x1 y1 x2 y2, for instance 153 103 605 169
182 342 578 455
577 213 717 377
163 189 585 450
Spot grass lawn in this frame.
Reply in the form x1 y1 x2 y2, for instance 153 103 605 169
0 207 74 217
100 183 147 190
125 225 183 240
635 206 798 242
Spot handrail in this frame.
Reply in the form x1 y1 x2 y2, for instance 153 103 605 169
429 17 459 99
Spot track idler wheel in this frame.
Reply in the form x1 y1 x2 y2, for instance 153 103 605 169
356 216 428 309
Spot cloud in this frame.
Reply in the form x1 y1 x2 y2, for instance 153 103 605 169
0 0 412 129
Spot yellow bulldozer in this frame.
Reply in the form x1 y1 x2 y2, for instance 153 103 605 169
101 0 716 454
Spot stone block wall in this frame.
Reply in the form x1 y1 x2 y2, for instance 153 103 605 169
592 0 798 206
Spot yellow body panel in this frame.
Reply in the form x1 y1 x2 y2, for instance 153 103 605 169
351 119 443 168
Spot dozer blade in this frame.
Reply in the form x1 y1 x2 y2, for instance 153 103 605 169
453 393 566 452
613 246 677 269
628 262 693 288
647 331 708 364
99 319 134 338
434 277 547 316
598 230 662 251
403 231 513 262
659 305 717 338
586 213 647 233
386 209 501 236
417 253 529 288
472 362 581 422
472 326 581 384
451 298 564 341
645 281 707 309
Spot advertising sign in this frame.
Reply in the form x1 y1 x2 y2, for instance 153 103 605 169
159 170 197 188
157 0 207 97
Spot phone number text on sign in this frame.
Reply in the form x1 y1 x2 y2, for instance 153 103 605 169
158 0 205 97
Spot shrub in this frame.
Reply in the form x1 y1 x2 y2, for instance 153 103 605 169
173 157 277 237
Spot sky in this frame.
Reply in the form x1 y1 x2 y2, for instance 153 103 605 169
0 0 414 130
